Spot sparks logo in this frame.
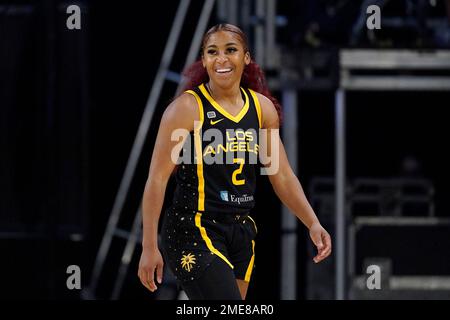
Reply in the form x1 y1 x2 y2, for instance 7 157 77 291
220 191 229 201
180 253 196 272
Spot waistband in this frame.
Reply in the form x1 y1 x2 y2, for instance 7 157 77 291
199 211 249 224
171 206 249 224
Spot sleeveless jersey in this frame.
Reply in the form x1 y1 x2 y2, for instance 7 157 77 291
172 83 262 215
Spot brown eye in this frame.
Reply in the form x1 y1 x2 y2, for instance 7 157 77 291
207 49 216 55
227 47 237 53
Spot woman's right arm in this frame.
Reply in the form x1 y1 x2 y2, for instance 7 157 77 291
138 93 198 292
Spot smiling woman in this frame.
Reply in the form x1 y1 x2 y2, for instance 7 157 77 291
137 23 332 300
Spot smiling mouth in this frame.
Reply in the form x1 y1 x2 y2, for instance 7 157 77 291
215 68 232 74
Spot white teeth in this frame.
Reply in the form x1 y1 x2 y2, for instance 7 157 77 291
216 68 232 73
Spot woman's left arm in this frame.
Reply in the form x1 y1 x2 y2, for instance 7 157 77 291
257 92 332 263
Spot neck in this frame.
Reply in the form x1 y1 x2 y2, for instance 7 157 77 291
207 82 241 103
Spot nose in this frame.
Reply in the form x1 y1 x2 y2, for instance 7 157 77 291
216 51 228 64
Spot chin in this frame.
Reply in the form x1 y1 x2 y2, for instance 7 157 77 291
212 75 239 88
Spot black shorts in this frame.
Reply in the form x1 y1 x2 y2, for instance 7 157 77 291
160 206 257 284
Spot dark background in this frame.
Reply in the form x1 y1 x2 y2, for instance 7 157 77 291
1 0 450 300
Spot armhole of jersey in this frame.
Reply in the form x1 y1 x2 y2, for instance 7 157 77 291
185 89 205 211
185 90 204 126
249 89 262 128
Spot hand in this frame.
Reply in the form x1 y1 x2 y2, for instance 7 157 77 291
309 222 332 263
138 247 164 292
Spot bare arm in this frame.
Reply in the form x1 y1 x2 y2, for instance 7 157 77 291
142 93 197 249
268 139 320 229
257 93 332 263
139 93 198 291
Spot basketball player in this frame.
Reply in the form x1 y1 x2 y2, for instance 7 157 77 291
138 24 332 300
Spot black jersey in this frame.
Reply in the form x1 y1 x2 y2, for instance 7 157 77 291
173 83 262 215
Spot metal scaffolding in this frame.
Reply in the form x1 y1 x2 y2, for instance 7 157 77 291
335 49 450 299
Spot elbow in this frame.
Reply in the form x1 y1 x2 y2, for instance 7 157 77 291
270 166 293 186
269 171 287 192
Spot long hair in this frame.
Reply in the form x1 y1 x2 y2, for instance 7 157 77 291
179 24 283 124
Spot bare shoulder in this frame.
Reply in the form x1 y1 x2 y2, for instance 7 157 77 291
253 91 279 129
161 92 199 131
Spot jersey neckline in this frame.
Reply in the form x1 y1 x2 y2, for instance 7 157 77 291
199 83 250 123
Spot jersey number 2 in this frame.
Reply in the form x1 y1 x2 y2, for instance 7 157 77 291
232 158 245 185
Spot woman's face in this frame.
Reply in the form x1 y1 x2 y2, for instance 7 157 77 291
202 30 250 88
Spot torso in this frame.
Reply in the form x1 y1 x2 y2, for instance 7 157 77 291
172 83 263 215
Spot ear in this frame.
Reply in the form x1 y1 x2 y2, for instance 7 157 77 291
201 55 206 68
244 52 251 65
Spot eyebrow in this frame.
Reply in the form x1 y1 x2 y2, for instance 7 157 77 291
206 42 239 49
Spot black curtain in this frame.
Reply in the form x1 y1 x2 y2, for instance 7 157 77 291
0 2 89 298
